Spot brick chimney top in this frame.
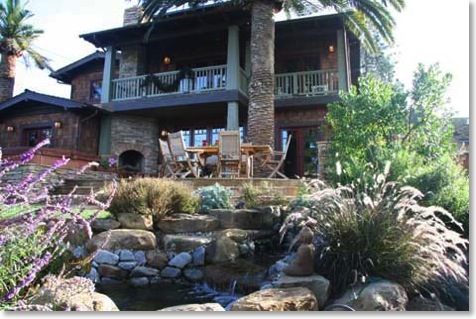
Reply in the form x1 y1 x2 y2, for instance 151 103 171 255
123 6 145 26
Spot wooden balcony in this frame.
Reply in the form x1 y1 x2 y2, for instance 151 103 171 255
111 66 338 101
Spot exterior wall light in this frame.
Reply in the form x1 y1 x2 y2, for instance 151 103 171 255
54 121 62 129
163 56 171 65
6 125 14 132
328 45 335 53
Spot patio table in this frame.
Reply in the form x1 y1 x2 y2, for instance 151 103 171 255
187 144 272 178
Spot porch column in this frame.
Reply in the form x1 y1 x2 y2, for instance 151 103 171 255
337 30 349 92
226 25 240 131
226 25 240 90
98 114 112 155
227 101 239 130
101 46 116 103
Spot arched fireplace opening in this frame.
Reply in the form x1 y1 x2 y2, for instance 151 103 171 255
119 150 144 175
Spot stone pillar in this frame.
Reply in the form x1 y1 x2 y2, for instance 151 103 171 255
227 101 239 131
101 46 116 103
119 44 147 78
337 30 349 92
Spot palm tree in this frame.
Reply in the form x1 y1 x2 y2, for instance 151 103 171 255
137 0 405 147
0 0 51 102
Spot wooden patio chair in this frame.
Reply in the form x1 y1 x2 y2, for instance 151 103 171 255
167 131 200 178
261 134 292 179
217 130 242 178
158 138 182 178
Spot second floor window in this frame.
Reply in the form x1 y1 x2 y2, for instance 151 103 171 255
22 127 53 147
90 80 102 101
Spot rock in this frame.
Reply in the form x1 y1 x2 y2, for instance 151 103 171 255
230 287 318 311
117 213 153 230
204 260 267 295
98 264 129 280
94 250 119 265
272 274 330 309
163 234 211 253
183 269 204 283
134 251 147 265
68 292 119 311
86 229 157 251
192 246 205 266
118 250 135 261
131 266 160 277
214 229 249 243
128 277 150 287
146 250 169 269
209 209 280 230
91 218 121 233
99 277 123 285
32 276 119 311
73 246 87 258
168 252 192 269
158 303 225 311
86 268 99 283
157 213 219 233
334 280 408 311
205 237 240 264
161 267 182 279
117 261 137 270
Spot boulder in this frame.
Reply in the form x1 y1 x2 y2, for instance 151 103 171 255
161 267 182 279
134 251 147 265
117 213 153 231
117 250 135 262
146 250 169 269
168 252 192 269
183 268 204 283
158 303 225 311
192 246 206 266
98 264 129 280
209 209 280 230
272 274 330 309
205 236 240 264
131 266 160 277
163 234 211 253
91 218 121 233
86 229 157 251
117 261 137 271
230 287 318 311
214 228 249 243
334 280 408 311
156 213 219 233
94 250 119 265
68 292 119 311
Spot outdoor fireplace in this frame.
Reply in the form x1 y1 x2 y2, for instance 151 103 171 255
118 150 144 174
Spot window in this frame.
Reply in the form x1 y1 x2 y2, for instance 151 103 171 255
22 127 53 147
90 80 102 101
193 128 207 146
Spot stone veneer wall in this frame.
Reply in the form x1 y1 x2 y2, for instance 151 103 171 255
119 45 147 78
110 115 159 175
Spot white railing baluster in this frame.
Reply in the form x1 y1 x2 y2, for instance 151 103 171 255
274 69 339 98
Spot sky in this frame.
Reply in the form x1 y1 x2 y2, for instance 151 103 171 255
13 0 471 118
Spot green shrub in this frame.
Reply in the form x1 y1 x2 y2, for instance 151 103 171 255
239 181 289 208
196 183 232 213
108 178 199 220
282 170 468 299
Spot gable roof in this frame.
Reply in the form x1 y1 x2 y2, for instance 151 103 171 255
50 51 119 84
0 89 99 112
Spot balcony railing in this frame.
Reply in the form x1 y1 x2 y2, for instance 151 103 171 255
111 66 338 101
275 69 339 98
112 65 239 101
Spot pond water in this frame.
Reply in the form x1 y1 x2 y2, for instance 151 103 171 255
96 282 242 311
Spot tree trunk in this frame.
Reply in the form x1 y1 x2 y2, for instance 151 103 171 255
247 0 275 149
0 53 16 102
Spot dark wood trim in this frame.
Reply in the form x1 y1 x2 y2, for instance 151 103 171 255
275 94 340 108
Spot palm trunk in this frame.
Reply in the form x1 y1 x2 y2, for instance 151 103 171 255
0 53 16 102
247 0 275 149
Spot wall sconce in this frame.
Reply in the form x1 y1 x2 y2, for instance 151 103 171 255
328 45 335 53
6 125 14 132
163 56 171 65
54 121 62 129
160 130 169 138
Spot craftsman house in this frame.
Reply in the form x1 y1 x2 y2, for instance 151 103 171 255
1 4 360 177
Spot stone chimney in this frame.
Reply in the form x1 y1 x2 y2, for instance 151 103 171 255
123 6 145 26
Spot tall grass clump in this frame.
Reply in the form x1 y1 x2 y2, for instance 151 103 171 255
108 178 199 221
284 164 468 299
0 139 116 310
